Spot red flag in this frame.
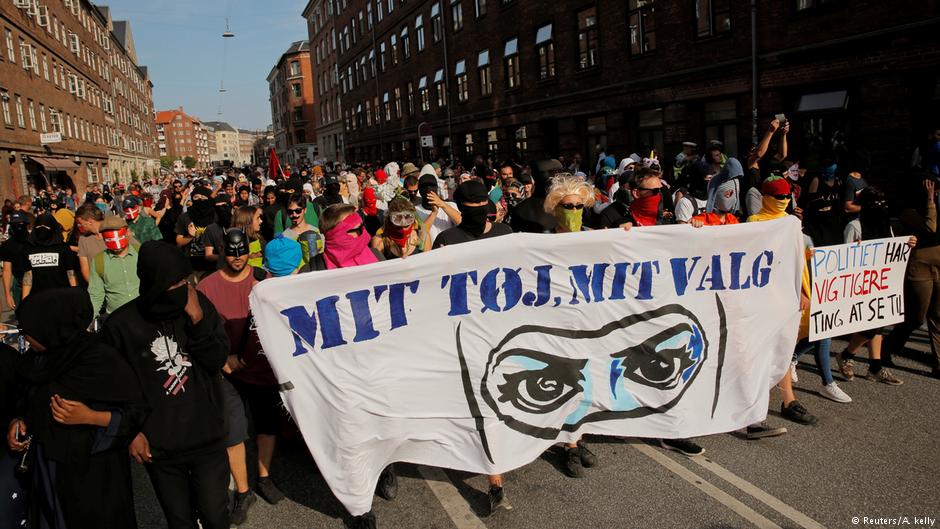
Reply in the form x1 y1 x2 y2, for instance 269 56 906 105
268 148 285 180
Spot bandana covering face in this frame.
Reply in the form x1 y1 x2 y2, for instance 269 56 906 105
124 207 140 222
103 228 129 252
385 223 413 248
361 188 378 216
324 213 378 269
630 193 660 226
554 206 583 233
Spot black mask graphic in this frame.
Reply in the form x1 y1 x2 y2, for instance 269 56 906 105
458 204 488 237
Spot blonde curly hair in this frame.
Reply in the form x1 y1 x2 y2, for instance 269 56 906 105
544 173 596 213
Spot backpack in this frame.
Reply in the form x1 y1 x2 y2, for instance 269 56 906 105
93 242 140 281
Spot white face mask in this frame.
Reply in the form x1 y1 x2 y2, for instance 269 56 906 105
715 190 736 213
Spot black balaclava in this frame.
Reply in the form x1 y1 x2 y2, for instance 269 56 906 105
455 180 489 237
859 188 892 241
418 174 438 209
28 214 61 246
136 241 193 321
214 194 233 229
17 288 93 355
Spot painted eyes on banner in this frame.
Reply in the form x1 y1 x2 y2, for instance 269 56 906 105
494 349 586 415
614 323 703 392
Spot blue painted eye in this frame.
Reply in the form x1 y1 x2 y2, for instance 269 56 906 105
615 323 703 391
494 349 586 415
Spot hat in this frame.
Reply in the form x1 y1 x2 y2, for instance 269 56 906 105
100 215 127 231
761 175 791 196
682 141 698 148
122 196 140 210
264 234 302 277
454 180 489 204
401 162 419 177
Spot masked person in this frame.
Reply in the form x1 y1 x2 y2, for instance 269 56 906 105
261 186 280 242
101 241 231 529
156 181 185 243
415 171 461 242
176 187 224 279
358 187 385 237
198 230 286 525
371 197 431 259
314 174 346 212
544 174 595 234
7 289 146 529
693 158 744 226
122 196 162 244
88 216 141 316
1 211 32 310
433 179 513 246
74 203 107 284
22 215 77 300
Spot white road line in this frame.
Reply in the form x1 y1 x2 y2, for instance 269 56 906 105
631 443 783 529
418 466 490 529
691 456 828 529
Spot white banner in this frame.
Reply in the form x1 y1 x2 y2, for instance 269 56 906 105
809 236 911 340
250 217 804 516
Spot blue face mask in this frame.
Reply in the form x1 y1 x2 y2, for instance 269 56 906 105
95 203 108 214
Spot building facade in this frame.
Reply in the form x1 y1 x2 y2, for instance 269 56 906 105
238 129 257 166
331 0 940 187
0 0 159 199
267 40 318 166
204 120 240 165
302 0 345 163
155 107 210 169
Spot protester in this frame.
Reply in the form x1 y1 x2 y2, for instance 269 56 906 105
358 187 384 237
176 186 224 278
371 197 431 259
88 216 141 316
434 180 513 248
74 203 107 283
123 196 162 244
510 159 562 233
415 171 461 242
0 211 32 310
22 215 77 299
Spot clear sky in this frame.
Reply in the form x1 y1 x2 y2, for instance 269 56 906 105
99 0 309 131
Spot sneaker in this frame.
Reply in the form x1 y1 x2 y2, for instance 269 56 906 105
837 357 855 381
562 446 583 478
486 486 505 516
577 441 597 468
866 367 903 386
230 490 257 526
659 438 705 456
345 511 377 529
781 400 818 425
745 421 787 440
881 356 896 368
255 476 285 505
790 360 799 383
375 465 398 501
820 382 852 403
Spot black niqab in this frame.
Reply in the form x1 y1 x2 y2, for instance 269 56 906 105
136 241 192 320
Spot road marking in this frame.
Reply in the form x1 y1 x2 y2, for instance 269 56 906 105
691 456 828 529
631 443 783 529
419 466 490 529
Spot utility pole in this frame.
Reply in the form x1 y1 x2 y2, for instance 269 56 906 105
750 0 759 145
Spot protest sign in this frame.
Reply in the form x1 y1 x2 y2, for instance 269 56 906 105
809 236 911 340
250 217 803 516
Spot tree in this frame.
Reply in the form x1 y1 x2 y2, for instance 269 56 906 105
183 156 197 169
130 169 139 181
159 156 173 168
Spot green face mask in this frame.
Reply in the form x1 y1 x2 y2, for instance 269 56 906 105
554 206 583 232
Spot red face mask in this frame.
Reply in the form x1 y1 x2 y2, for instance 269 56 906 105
103 228 129 252
124 207 140 222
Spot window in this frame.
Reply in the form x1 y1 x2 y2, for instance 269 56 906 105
637 107 664 155
416 15 425 51
433 68 446 107
376 0 383 21
401 26 411 60
390 35 398 66
535 24 555 80
367 2 373 27
383 92 391 121
1 91 11 126
27 99 36 130
369 49 376 76
455 60 468 102
795 0 839 9
475 0 486 18
514 126 527 158
696 0 730 37
578 7 599 69
292 83 302 97
478 49 492 96
464 132 474 156
487 130 498 156
452 0 463 31
50 109 60 133
387 0 394 14
379 41 387 71
289 61 301 76
394 87 402 118
42 53 49 80
39 103 46 132
366 100 372 126
14 95 25 128
629 0 656 55
5 29 14 63
419 75 430 111
704 99 738 157
407 81 415 114
293 107 304 121
503 38 520 89
430 2 442 42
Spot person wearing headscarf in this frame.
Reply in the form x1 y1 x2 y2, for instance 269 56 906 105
510 159 563 233
372 197 431 259
342 171 360 208
101 241 231 529
9 289 146 529
22 215 77 300
695 158 743 226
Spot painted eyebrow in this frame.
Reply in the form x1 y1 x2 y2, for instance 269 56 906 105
609 323 695 359
491 348 587 375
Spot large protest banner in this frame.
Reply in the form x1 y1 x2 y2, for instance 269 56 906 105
250 217 804 515
809 236 912 340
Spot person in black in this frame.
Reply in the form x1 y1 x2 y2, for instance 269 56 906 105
175 187 223 279
510 159 562 233
433 180 512 248
1 211 32 310
313 174 344 211
22 214 77 300
101 241 230 529
7 288 146 528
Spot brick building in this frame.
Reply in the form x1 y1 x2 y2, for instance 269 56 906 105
155 107 210 169
267 40 318 166
303 0 345 163
331 0 940 186
0 0 159 200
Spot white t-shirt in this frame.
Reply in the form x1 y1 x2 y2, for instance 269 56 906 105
675 196 707 223
844 220 893 244
415 203 457 242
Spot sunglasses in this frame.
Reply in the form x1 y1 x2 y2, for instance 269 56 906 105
287 208 304 215
637 187 663 193
558 203 584 210
346 224 364 236
770 194 790 200
390 213 415 226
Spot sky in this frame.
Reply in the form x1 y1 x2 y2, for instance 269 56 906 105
99 0 309 131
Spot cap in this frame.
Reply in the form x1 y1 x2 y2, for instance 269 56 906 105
401 162 419 176
264 235 303 277
100 215 127 231
224 228 250 258
682 141 698 148
761 176 791 196
454 180 489 204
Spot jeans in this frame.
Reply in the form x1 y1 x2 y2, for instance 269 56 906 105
145 450 230 529
793 338 833 385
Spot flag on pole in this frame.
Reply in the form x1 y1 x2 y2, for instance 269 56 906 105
268 148 285 180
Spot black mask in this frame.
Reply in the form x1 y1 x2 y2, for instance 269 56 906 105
189 200 216 227
215 204 232 229
150 285 189 320
419 186 436 209
458 204 488 237
224 228 250 257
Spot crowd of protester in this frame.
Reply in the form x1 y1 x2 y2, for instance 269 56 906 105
1 120 938 529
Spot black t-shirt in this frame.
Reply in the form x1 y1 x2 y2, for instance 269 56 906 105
0 239 30 280
433 222 513 249
25 243 76 293
176 213 224 272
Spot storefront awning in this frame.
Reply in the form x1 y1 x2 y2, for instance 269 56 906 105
28 156 79 171
797 91 849 112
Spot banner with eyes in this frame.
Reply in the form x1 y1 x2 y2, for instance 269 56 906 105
250 216 804 516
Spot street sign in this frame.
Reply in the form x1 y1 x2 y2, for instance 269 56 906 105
40 132 62 144
420 135 433 148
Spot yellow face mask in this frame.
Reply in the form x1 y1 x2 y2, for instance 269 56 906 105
554 206 583 233
750 196 789 222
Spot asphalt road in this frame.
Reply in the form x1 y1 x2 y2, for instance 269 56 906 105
132 331 940 529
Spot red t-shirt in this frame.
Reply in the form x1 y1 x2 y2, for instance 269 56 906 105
197 271 277 386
